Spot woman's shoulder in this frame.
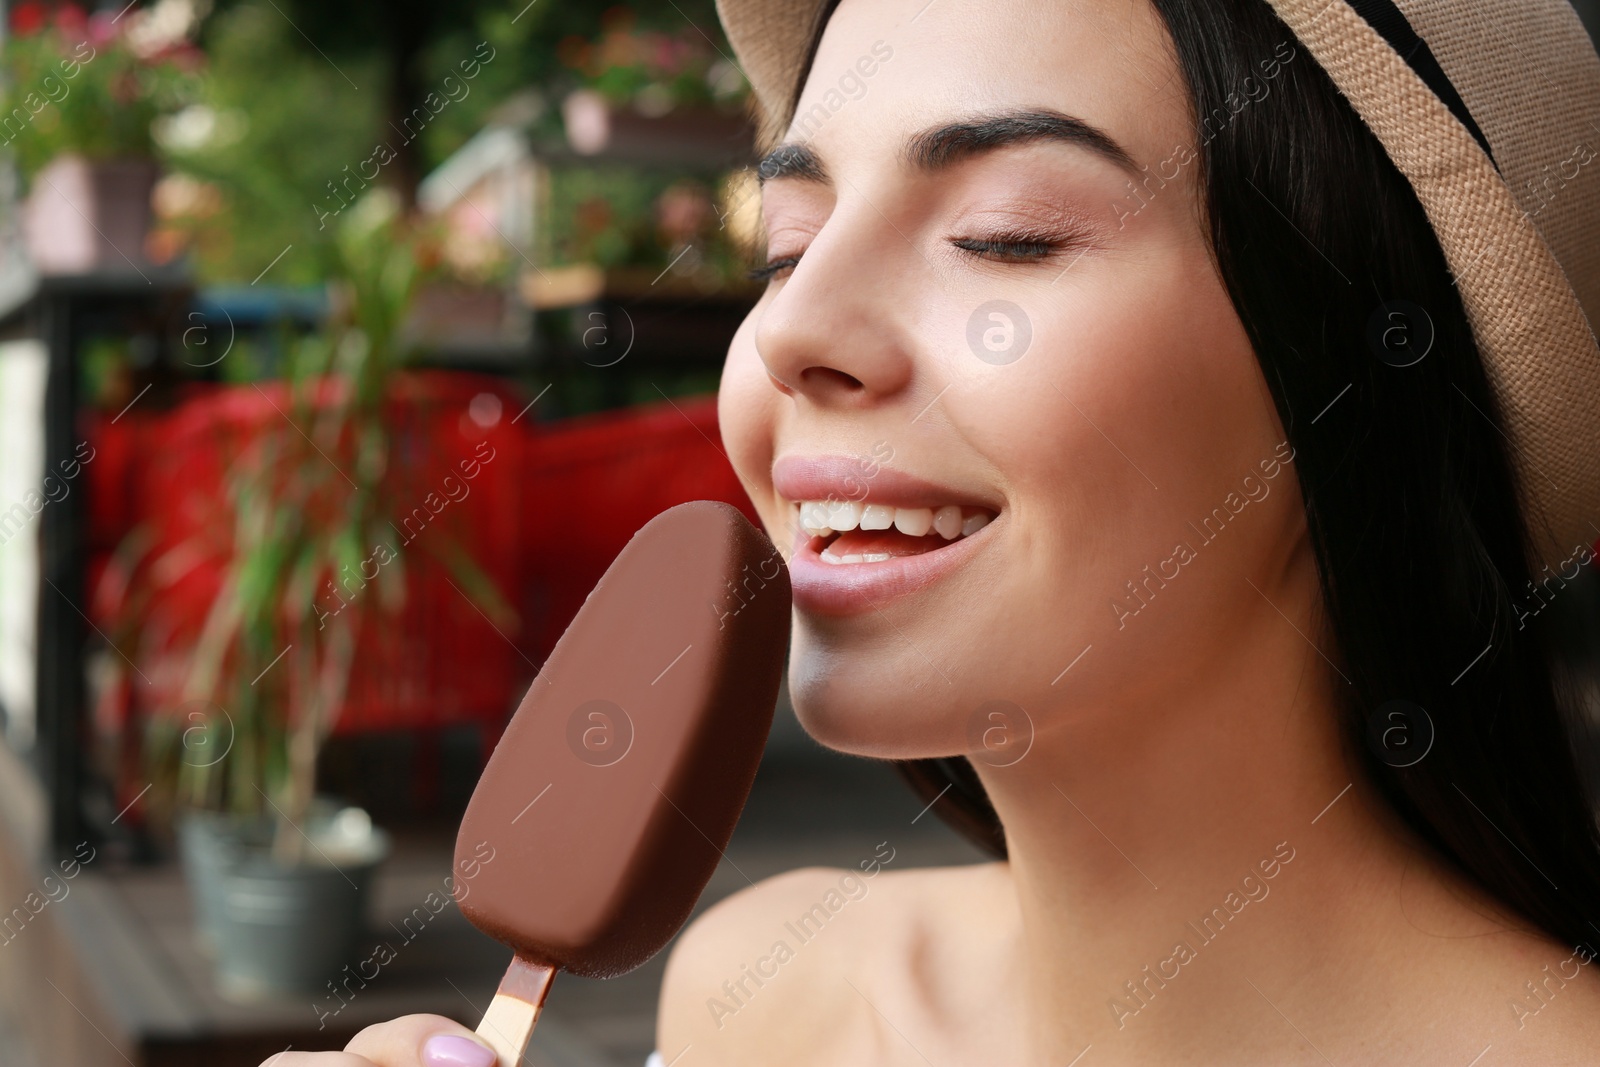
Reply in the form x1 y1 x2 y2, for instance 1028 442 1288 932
1435 924 1600 1063
656 859 1005 1066
1372 851 1600 1059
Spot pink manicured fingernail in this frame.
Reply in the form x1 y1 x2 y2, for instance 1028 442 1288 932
422 1034 497 1067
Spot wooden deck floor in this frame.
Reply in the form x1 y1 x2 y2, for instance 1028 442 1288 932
29 749 985 1067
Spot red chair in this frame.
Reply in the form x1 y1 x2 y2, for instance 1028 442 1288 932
84 375 757 811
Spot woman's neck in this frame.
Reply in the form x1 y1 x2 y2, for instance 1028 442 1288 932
969 557 1478 1063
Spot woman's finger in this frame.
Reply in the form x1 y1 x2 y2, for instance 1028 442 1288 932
343 1013 497 1067
260 1054 374 1067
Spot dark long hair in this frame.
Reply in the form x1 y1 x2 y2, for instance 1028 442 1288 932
786 0 1600 943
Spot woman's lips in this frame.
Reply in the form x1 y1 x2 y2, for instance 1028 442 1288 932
787 517 995 616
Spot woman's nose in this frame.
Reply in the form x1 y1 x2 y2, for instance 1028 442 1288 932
752 209 917 408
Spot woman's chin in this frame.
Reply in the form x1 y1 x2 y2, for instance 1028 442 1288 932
786 643 1014 759
789 694 966 761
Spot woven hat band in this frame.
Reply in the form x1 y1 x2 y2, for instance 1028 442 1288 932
1348 0 1495 161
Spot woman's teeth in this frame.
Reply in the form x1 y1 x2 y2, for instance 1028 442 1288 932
796 499 994 542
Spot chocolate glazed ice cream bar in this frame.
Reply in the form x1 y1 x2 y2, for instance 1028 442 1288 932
454 500 792 1065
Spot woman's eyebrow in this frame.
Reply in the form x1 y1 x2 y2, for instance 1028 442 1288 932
905 109 1140 175
757 142 828 184
755 107 1139 187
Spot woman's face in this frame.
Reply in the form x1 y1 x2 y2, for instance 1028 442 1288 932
719 0 1309 758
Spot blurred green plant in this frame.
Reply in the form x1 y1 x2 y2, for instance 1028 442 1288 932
127 199 511 857
1 1 200 182
155 1 383 285
152 0 750 285
201 0 734 190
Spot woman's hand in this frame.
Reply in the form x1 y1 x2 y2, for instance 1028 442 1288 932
265 1015 498 1067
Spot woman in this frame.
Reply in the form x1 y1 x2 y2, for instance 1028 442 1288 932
278 0 1600 1064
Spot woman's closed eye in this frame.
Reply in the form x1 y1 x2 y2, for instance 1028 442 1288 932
748 227 1090 283
949 232 1069 262
747 253 803 282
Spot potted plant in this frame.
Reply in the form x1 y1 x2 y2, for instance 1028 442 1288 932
3 2 199 273
555 10 752 171
114 197 513 999
178 198 414 999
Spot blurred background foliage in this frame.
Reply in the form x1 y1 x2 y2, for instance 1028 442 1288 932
1 3 201 177
145 0 737 285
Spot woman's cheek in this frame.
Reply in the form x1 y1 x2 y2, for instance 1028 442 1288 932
718 323 779 522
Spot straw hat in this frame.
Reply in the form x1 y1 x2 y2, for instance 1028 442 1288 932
715 0 1600 571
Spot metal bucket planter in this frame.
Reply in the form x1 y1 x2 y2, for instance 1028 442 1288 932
176 810 274 955
193 806 389 1000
